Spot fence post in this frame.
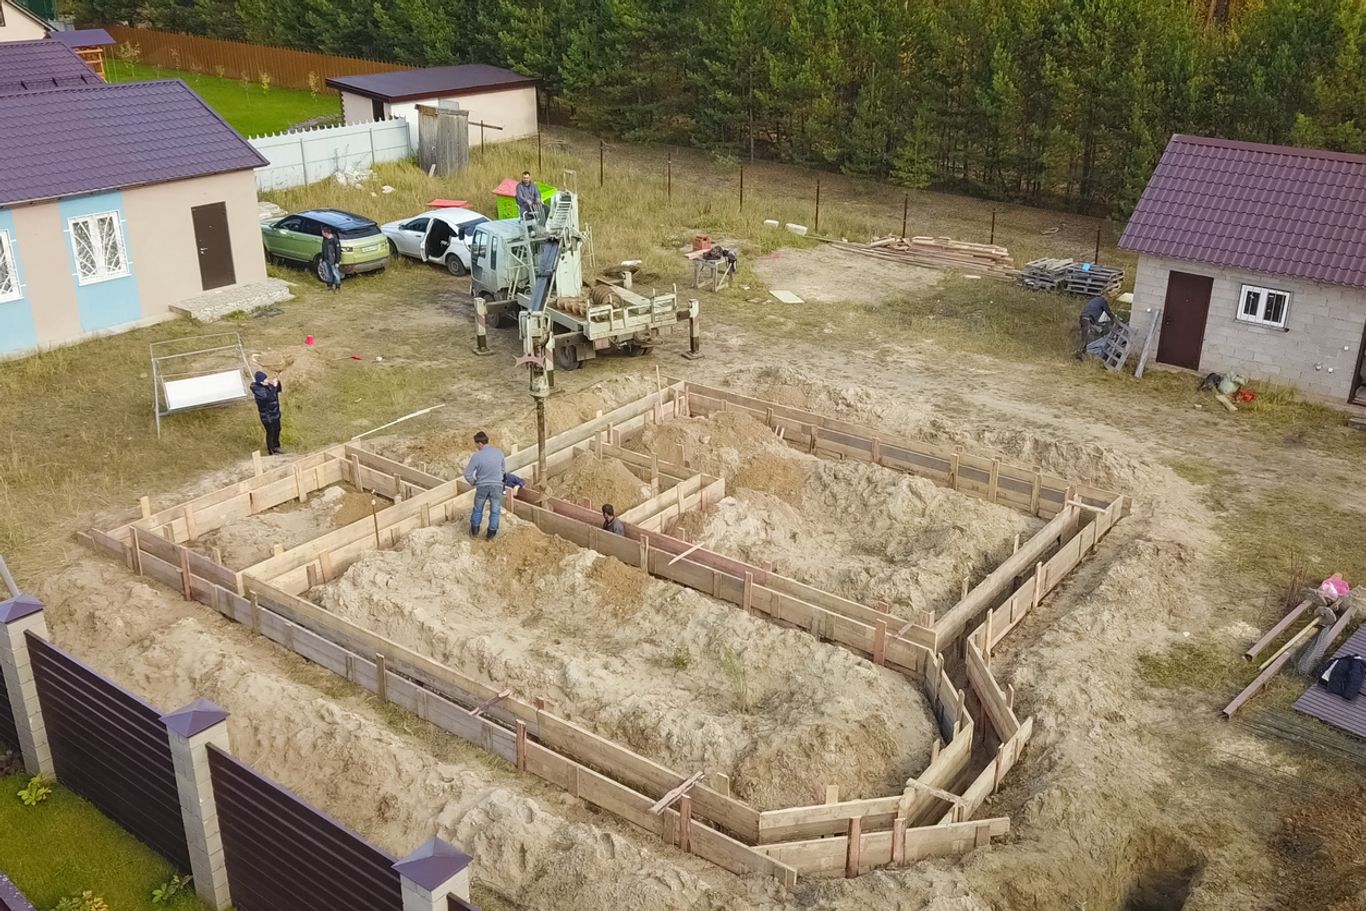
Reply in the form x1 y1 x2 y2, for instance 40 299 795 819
299 133 309 185
394 837 474 910
0 594 54 777
161 699 233 911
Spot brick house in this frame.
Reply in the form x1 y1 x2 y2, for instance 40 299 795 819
1119 134 1366 405
0 40 270 358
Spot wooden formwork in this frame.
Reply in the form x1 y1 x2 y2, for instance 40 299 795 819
81 379 1127 884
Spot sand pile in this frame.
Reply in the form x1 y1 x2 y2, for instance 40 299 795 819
634 410 1038 617
192 483 374 569
315 521 938 810
541 453 650 511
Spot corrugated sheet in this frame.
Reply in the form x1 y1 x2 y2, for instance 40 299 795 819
25 633 190 870
208 745 403 911
1294 625 1366 739
0 662 17 751
0 39 99 95
0 79 267 207
1118 135 1366 289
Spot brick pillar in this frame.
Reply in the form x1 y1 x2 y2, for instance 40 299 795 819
394 837 474 911
161 699 232 911
0 594 54 777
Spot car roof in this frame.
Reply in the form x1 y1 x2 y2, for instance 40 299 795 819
297 209 377 229
416 208 488 224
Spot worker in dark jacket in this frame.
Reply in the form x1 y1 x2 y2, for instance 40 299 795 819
601 504 625 535
515 171 542 222
250 371 283 455
1077 293 1116 358
320 226 342 292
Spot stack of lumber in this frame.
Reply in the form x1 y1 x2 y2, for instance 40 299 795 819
1019 258 1124 296
831 236 1015 278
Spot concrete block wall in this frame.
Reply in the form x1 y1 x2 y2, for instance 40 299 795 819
1128 254 1366 401
249 119 413 191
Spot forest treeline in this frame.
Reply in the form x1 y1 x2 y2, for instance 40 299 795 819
73 0 1366 215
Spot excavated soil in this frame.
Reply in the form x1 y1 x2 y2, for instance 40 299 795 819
190 482 382 569
314 520 939 810
633 410 1040 618
540 454 651 512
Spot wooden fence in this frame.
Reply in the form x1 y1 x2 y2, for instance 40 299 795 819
103 26 410 92
0 664 16 751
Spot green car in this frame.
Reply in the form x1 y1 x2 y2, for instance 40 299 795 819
260 209 389 282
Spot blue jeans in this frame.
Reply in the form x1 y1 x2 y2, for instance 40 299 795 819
324 261 342 287
471 485 502 534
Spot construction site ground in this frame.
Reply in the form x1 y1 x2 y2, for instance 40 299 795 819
5 133 1366 911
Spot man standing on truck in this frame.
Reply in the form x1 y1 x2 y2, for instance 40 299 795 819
465 431 506 540
515 171 542 222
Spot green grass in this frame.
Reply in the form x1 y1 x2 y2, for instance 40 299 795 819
106 61 338 136
0 774 206 910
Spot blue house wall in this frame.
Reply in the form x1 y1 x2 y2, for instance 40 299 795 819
0 208 38 355
57 192 141 333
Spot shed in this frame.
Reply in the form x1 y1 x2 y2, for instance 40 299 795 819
50 27 114 78
327 64 537 149
0 36 98 92
1119 134 1366 405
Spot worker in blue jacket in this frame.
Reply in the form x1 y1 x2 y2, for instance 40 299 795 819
465 431 507 540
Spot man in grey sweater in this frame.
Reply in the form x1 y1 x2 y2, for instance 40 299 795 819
515 171 542 222
464 431 506 540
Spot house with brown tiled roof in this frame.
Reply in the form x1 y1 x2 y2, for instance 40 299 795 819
1120 134 1366 405
0 40 272 358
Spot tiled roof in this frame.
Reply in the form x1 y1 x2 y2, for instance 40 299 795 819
326 63 534 102
0 80 267 207
51 28 116 47
1119 134 1366 290
0 38 100 95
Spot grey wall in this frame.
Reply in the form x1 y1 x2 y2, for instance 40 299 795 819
1129 254 1366 401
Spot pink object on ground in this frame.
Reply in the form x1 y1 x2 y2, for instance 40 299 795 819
1321 577 1351 599
305 335 315 346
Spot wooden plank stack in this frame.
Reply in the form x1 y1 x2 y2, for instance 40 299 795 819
1020 258 1124 296
832 236 1015 278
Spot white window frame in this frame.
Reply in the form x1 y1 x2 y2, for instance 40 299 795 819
0 230 20 303
1236 283 1291 329
68 211 131 286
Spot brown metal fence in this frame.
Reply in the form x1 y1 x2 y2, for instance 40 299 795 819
103 26 411 92
207 744 403 911
0 664 17 751
25 634 190 870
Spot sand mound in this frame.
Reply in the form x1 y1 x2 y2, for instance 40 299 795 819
193 483 370 569
917 419 1151 491
542 453 650 511
316 521 938 809
695 459 1039 617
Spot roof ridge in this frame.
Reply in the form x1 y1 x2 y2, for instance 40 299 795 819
1170 133 1366 168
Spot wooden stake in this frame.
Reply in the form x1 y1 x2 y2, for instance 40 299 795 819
179 547 192 600
1013 533 1021 554
988 458 1000 503
870 438 881 464
319 551 334 581
678 795 692 853
948 452 960 489
420 503 431 528
294 464 306 503
845 817 861 878
742 572 754 611
375 652 388 701
139 495 151 520
892 817 907 865
252 450 263 476
211 546 222 565
1032 562 1044 607
639 536 651 574
825 785 839 804
272 542 284 557
130 527 143 576
306 562 321 589
962 576 970 599
1029 472 1042 515
872 619 887 666
515 720 527 771
249 592 261 634
371 499 381 548
711 772 730 796
351 454 364 491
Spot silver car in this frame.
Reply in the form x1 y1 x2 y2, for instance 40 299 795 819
379 207 490 275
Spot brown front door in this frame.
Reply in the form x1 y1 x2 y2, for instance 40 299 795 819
1156 270 1214 370
192 202 236 292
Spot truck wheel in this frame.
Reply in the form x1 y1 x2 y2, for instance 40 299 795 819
446 254 468 276
554 342 580 371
